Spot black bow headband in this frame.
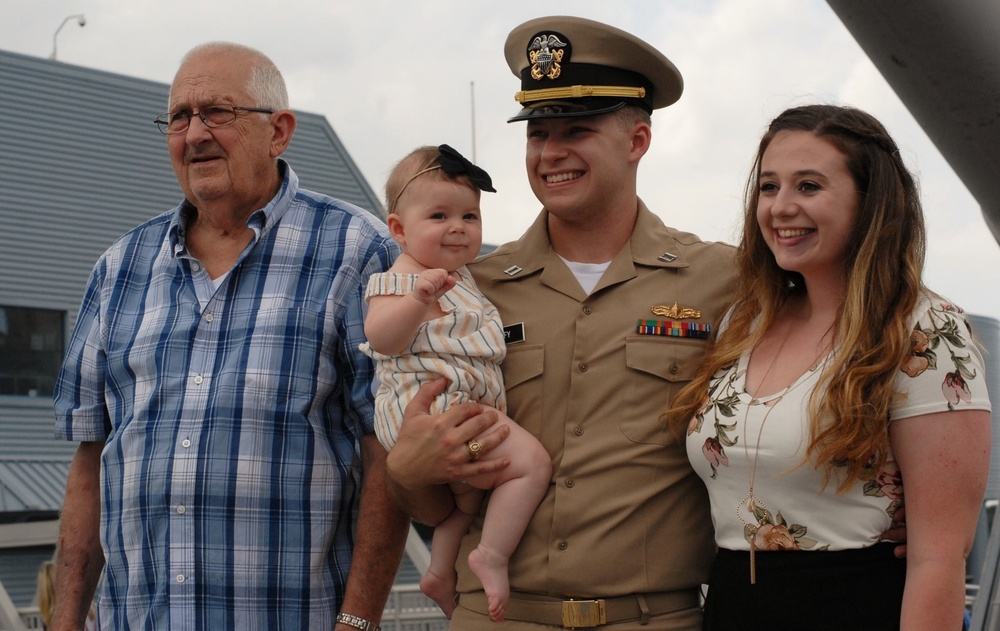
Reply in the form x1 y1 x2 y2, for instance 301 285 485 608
437 144 497 193
389 144 497 213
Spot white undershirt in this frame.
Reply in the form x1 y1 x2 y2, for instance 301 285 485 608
558 255 611 295
212 272 229 290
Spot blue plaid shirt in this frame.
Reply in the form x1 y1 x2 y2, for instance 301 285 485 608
54 163 398 630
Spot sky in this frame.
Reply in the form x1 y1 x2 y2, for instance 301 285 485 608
5 0 1000 320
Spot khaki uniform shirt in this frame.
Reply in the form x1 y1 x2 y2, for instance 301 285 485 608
459 201 736 598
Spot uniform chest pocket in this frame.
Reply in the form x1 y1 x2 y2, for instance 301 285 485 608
499 343 544 435
620 337 708 445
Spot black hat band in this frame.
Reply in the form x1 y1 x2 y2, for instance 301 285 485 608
518 62 654 111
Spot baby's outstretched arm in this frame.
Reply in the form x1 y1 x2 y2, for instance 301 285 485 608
364 269 457 355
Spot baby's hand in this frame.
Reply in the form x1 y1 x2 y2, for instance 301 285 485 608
412 269 457 304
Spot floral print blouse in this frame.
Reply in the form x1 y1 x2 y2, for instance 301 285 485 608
685 295 991 552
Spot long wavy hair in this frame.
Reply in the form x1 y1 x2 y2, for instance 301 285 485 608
669 104 927 490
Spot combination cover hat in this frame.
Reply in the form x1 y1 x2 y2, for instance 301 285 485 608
504 15 684 122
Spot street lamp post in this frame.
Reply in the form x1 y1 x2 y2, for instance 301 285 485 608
49 14 86 61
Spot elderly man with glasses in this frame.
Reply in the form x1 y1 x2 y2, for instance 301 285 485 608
51 41 408 631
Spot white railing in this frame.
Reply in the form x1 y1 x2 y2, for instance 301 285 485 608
382 584 448 631
382 527 448 631
18 607 42 630
11 595 445 631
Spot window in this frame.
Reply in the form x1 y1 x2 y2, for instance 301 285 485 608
0 306 64 397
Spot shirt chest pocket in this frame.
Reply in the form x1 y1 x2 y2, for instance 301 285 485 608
620 337 707 445
499 343 544 436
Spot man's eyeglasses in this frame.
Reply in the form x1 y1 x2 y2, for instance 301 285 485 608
154 104 275 135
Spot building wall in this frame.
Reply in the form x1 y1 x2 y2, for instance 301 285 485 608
0 546 50 613
969 314 1000 500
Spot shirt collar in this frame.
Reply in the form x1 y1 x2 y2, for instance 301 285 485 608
486 199 690 283
167 159 296 257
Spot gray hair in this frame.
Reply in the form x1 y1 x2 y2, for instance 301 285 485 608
171 42 289 111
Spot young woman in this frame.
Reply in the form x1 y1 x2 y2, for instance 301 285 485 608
671 104 991 630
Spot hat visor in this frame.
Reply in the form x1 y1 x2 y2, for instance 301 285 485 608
507 99 627 123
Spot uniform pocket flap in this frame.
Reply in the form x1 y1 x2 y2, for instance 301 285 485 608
625 336 705 383
500 343 545 390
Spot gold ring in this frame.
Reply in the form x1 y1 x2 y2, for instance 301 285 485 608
466 440 483 462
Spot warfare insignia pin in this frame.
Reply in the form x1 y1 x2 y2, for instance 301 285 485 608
651 303 702 319
528 33 568 80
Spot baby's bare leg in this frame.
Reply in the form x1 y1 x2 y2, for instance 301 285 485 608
465 417 552 622
420 484 483 619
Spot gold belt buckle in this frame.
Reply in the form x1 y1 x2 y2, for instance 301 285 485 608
561 599 607 628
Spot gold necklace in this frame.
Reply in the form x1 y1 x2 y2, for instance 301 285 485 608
737 321 835 584
738 323 791 585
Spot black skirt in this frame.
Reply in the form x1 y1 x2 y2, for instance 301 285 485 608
703 543 906 631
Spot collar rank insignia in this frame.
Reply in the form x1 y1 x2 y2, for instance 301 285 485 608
658 252 677 263
651 303 702 319
528 33 568 80
503 265 523 276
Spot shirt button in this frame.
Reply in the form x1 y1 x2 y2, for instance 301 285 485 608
558 541 568 551
193 375 204 385
205 313 214 322
579 363 588 372
191 262 202 272
574 426 583 436
669 363 679 374
565 479 575 488
176 574 185 583
176 505 186 515
582 306 592 315
181 439 191 448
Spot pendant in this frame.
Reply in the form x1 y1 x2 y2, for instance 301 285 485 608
740 492 764 585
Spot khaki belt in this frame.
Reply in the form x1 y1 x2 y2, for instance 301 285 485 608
458 590 699 627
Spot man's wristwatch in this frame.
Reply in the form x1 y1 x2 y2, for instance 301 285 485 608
337 613 381 631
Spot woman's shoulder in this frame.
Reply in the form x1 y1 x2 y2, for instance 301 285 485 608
894 289 991 417
907 290 976 337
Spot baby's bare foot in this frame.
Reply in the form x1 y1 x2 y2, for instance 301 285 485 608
419 569 457 619
468 546 509 622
